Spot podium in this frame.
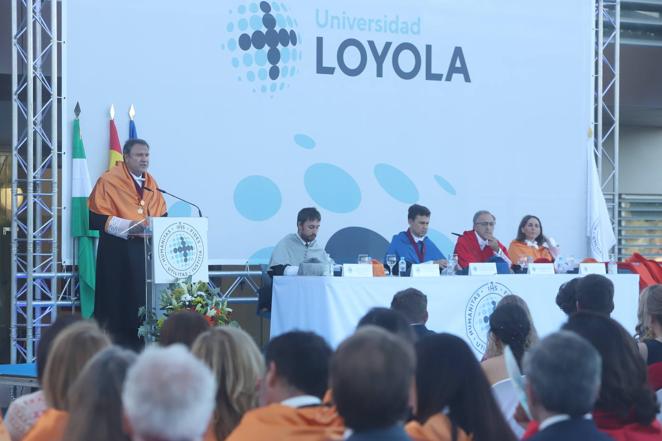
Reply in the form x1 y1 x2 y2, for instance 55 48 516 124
143 217 209 337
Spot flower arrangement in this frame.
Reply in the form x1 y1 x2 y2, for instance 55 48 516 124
138 277 233 341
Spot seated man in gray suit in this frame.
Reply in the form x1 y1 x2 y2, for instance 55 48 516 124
524 331 612 441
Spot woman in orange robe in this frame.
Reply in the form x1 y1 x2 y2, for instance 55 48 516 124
507 215 558 265
406 334 517 441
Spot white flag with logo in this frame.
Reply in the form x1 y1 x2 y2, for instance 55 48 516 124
587 143 616 261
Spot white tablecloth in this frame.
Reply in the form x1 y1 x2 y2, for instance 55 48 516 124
271 274 639 354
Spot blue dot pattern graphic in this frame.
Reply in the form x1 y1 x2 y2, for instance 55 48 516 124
167 235 196 268
304 163 361 213
427 228 456 258
226 1 302 94
248 246 275 264
234 175 282 221
294 133 315 149
374 163 419 204
434 174 457 196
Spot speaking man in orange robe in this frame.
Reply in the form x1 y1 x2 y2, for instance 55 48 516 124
88 139 167 349
226 331 344 441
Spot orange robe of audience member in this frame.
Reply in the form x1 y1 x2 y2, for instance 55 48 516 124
0 413 10 441
405 414 472 441
22 409 68 441
225 404 344 441
507 241 553 264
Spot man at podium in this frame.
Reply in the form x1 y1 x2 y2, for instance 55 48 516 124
88 139 167 349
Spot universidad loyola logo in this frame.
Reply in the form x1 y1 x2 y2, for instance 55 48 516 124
224 1 302 95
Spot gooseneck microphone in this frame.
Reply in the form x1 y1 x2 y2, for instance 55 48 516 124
144 187 203 217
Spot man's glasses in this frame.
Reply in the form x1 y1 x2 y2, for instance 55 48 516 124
475 221 496 227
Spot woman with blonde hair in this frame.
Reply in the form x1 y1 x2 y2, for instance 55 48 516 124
23 321 111 441
192 327 264 441
62 346 136 441
637 284 662 365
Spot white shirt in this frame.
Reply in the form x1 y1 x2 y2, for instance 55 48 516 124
539 414 572 430
281 395 322 408
474 231 512 266
130 172 145 187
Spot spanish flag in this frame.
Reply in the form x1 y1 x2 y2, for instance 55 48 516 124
108 105 122 169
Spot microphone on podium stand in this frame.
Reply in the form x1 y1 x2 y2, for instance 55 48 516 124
144 187 203 217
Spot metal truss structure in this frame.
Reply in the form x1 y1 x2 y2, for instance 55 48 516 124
595 0 621 255
10 0 621 362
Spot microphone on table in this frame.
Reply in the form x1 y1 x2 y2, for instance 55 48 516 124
144 187 203 217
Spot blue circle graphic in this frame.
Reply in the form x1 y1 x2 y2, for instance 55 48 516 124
374 163 419 204
234 175 282 221
248 246 275 264
427 228 456 257
434 174 457 195
294 133 315 149
304 164 361 213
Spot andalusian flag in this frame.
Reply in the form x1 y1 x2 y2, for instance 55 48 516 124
71 107 99 318
108 104 122 169
129 104 138 138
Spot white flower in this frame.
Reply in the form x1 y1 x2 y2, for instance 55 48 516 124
206 309 217 318
181 294 193 302
195 291 206 297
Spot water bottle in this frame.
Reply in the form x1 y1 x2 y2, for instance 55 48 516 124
398 257 407 277
608 253 618 275
555 255 566 274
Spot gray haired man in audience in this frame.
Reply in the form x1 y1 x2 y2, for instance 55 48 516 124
122 344 217 441
524 331 611 441
390 288 435 340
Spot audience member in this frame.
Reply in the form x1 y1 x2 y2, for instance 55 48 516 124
1 413 9 441
555 278 580 316
390 288 435 340
62 346 136 441
159 310 210 348
575 274 614 316
331 326 414 441
483 295 539 360
636 285 662 365
563 312 662 440
4 314 81 441
524 331 611 441
357 307 416 344
226 331 343 441
408 333 516 441
192 327 264 441
481 303 531 385
122 344 216 441
23 321 111 441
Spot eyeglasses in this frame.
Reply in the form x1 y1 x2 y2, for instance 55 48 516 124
475 222 496 227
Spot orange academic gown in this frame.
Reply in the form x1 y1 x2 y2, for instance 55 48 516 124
507 241 553 264
225 404 344 441
406 414 472 441
22 409 68 441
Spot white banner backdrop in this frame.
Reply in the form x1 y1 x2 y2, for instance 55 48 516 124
62 0 594 264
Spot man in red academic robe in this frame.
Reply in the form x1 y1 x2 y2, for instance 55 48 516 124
454 210 511 270
88 139 167 349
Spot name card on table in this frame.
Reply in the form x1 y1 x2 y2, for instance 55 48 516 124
528 263 555 275
579 262 606 275
468 262 497 276
411 263 440 277
342 264 373 278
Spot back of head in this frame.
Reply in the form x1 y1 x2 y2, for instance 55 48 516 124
265 331 332 399
159 310 210 348
645 284 662 335
556 278 580 316
415 333 515 441
192 327 264 440
331 326 415 432
122 344 217 441
390 288 428 325
489 303 531 367
297 207 321 224
408 204 430 220
36 313 82 383
64 346 136 441
575 274 614 315
357 307 415 344
563 312 658 425
43 320 111 409
524 331 601 417
497 295 539 346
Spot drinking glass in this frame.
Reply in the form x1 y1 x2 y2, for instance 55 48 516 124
386 254 397 277
358 254 370 264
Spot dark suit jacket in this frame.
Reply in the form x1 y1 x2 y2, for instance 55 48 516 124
528 418 613 441
411 324 435 340
346 424 412 441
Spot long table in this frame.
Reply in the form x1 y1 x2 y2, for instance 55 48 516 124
270 274 639 355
